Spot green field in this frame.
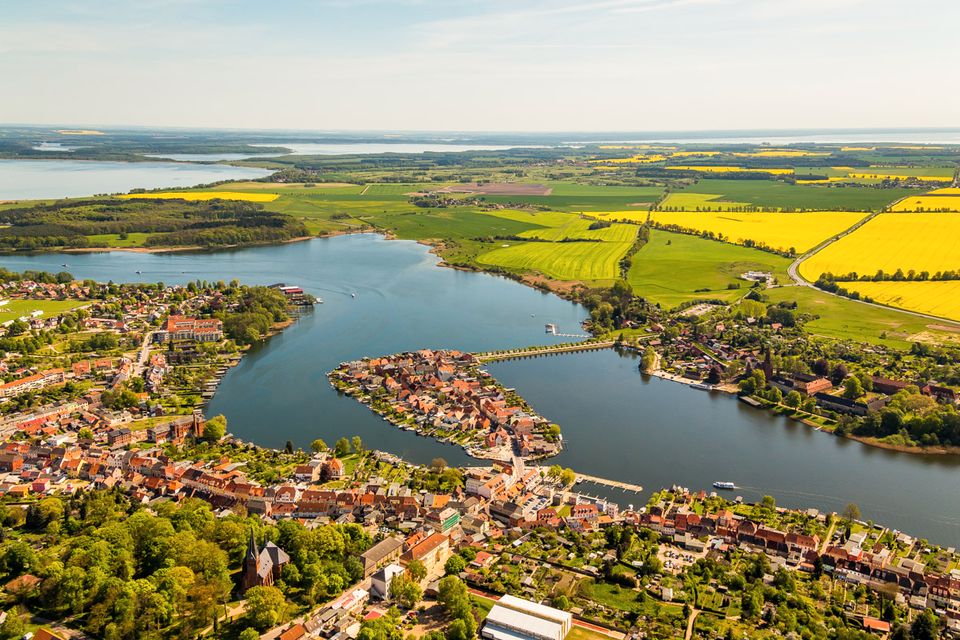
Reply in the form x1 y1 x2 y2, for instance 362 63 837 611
483 184 662 212
659 192 751 211
675 179 918 211
0 299 88 323
627 230 790 308
764 285 960 348
85 232 153 247
518 218 637 243
478 240 632 282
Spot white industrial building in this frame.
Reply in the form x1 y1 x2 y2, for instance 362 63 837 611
481 595 573 640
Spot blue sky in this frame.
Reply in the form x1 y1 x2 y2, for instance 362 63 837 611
2 0 957 131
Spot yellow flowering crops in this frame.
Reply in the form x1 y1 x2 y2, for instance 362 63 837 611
799 213 960 279
119 191 280 202
837 281 960 322
890 195 960 212
647 211 866 253
665 166 795 175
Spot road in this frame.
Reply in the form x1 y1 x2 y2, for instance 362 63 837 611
132 330 156 377
786 208 960 326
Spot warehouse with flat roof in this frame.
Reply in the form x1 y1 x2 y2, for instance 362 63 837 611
481 595 572 640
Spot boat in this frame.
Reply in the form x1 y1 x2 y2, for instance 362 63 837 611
61 263 68 267
135 270 142 275
315 298 324 304
689 383 712 391
713 481 736 490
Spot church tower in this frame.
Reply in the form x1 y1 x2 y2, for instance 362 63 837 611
242 530 260 592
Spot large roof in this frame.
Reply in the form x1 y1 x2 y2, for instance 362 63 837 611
498 594 572 626
484 605 565 640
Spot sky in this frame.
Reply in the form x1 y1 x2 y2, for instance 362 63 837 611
2 0 958 132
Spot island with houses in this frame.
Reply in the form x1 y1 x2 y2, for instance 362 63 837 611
328 349 563 460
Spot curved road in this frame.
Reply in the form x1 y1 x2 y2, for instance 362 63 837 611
786 205 960 327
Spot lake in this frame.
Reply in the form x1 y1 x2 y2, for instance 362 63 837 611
0 235 957 545
0 159 270 200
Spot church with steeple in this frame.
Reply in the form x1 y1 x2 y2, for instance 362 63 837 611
241 531 290 592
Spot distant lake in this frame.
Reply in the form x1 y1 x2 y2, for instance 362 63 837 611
249 142 547 155
581 129 960 145
142 143 547 162
1 235 958 546
0 159 270 200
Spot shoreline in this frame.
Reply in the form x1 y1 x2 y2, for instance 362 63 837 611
10 229 958 460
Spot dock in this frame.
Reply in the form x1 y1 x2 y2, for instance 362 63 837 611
575 472 643 493
476 340 615 363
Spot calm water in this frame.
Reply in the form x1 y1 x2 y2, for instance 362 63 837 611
488 351 960 546
0 159 270 200
249 142 545 155
0 235 957 545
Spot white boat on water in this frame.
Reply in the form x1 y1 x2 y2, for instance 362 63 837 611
713 481 736 490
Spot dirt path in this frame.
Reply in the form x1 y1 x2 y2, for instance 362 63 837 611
684 609 700 640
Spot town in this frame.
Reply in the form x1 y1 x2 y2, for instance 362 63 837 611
329 350 562 460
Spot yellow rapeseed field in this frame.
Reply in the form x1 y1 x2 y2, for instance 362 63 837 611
840 147 875 151
732 150 830 158
665 166 794 175
929 188 960 195
591 154 667 164
847 172 952 182
799 213 960 279
796 178 848 184
890 195 960 212
838 281 960 321
119 191 280 202
670 151 721 157
648 211 866 253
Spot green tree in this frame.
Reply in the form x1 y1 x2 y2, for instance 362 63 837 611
640 347 657 373
446 616 476 640
843 503 861 523
560 468 577 487
310 438 327 453
0 610 25 639
203 414 227 441
389 574 422 609
407 559 427 583
445 555 466 576
784 390 802 408
351 436 363 454
238 629 260 640
843 376 865 400
334 437 350 457
437 576 471 619
244 586 286 630
910 609 939 640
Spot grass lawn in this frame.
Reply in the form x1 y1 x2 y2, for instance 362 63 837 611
567 626 617 640
764 285 960 348
86 232 153 247
0 299 87 323
471 594 496 620
627 230 790 308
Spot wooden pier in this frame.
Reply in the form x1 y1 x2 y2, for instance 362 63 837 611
575 472 643 493
476 340 615 363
